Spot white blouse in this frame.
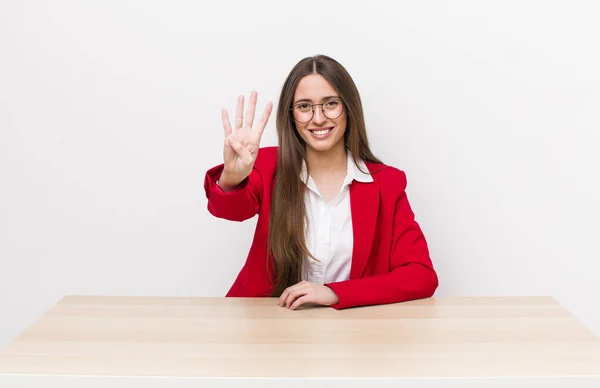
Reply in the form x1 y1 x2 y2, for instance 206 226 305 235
300 152 373 284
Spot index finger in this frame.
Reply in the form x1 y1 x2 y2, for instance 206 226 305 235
255 101 274 136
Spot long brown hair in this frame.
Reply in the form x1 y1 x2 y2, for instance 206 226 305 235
267 55 382 296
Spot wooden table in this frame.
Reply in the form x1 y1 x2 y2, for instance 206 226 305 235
0 295 599 387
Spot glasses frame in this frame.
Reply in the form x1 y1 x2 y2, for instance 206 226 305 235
290 97 345 124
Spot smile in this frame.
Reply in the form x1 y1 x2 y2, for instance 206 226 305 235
308 127 334 136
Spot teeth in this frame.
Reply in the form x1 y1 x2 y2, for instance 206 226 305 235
312 129 330 135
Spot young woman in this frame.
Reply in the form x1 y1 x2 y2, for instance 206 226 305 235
204 55 438 310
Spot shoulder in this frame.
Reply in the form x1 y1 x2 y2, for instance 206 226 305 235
365 161 408 192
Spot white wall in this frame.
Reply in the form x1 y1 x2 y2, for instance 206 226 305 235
1 0 599 348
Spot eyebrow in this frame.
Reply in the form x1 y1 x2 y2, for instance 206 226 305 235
294 95 340 104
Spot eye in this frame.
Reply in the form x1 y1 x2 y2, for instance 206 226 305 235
295 103 311 111
324 100 340 108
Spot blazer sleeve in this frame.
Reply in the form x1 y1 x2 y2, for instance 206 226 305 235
204 164 264 222
325 171 438 309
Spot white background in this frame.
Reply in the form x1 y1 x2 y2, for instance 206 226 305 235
1 0 599 348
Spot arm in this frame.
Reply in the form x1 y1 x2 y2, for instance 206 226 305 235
204 91 273 222
325 173 438 309
204 163 263 222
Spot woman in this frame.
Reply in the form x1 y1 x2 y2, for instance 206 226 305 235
204 55 438 310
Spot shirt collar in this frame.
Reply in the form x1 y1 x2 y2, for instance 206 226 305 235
346 152 374 184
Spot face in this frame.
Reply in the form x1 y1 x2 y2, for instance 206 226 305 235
292 74 347 155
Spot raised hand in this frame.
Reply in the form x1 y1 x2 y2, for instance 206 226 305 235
219 91 273 191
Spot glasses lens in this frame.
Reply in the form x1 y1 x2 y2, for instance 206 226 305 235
293 103 313 123
323 99 343 120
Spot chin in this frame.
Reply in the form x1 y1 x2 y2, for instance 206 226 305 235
306 141 340 153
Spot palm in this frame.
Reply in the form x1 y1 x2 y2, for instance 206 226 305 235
222 91 273 180
223 123 262 175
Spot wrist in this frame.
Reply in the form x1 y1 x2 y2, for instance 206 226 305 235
324 285 339 305
218 170 244 192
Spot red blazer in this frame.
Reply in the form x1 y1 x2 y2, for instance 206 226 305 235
204 146 438 309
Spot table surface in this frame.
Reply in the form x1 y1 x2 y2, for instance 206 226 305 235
0 295 599 379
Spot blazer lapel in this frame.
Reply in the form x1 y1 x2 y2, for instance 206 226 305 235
349 177 380 279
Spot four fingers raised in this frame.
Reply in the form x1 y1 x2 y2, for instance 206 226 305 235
222 91 272 139
222 92 273 169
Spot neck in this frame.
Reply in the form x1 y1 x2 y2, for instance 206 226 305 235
305 142 347 175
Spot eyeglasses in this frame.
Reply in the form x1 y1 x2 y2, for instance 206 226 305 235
290 98 344 124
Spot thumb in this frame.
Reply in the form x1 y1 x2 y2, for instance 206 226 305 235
228 136 254 166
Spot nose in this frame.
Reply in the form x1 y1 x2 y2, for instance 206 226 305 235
312 105 327 125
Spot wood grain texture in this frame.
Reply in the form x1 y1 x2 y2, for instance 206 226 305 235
0 296 599 378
